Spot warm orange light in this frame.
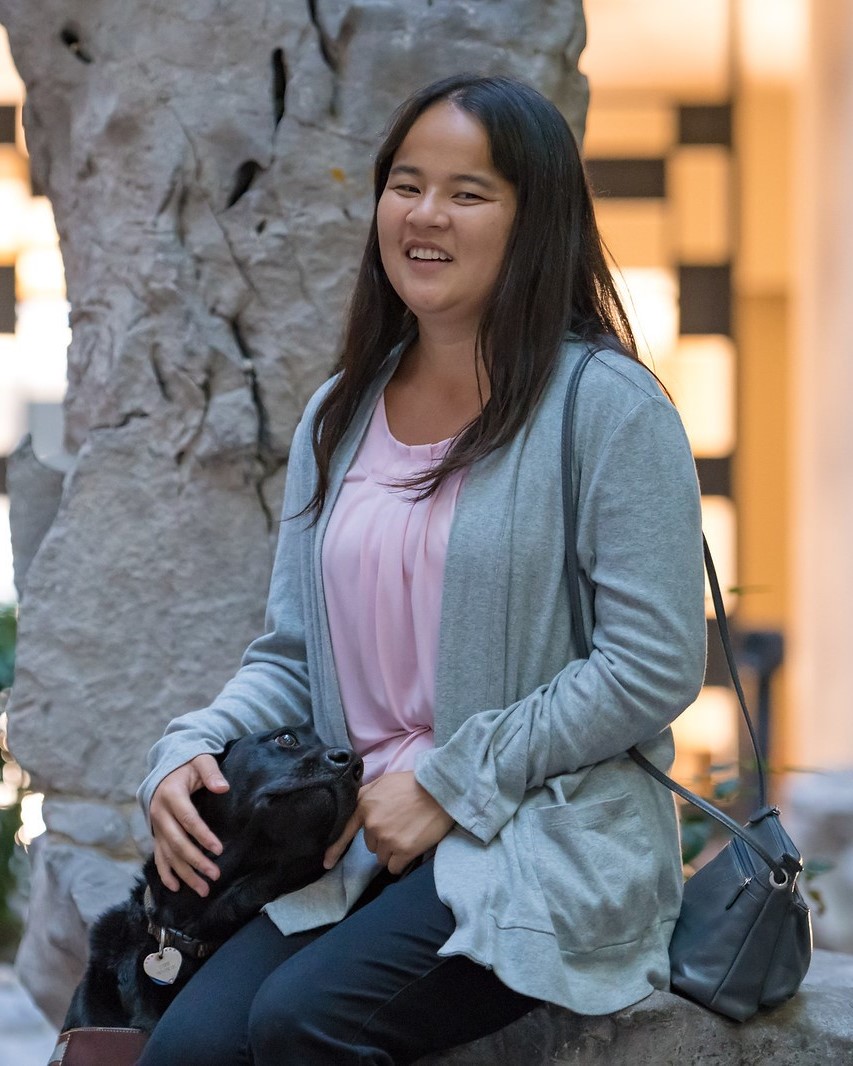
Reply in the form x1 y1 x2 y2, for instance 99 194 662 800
582 0 731 102
672 685 739 760
0 157 28 259
612 267 679 361
13 299 71 400
19 791 46 846
658 335 736 458
737 0 806 83
702 495 737 616
669 146 732 264
16 247 66 301
0 28 25 106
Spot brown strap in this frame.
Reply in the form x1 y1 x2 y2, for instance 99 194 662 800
143 885 218 960
49 1027 149 1066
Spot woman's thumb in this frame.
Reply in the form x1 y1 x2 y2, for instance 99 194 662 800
194 753 230 793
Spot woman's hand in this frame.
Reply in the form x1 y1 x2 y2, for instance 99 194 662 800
323 771 454 875
149 754 230 897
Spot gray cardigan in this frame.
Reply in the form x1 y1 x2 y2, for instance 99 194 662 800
139 341 706 1015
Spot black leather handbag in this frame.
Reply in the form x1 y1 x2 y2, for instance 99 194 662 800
561 348 813 1022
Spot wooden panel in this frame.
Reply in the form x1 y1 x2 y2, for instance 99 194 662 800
670 146 732 263
584 98 676 157
595 199 669 267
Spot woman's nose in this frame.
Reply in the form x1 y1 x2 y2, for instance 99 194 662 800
406 193 448 228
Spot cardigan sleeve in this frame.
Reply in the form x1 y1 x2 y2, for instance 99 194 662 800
414 394 707 844
136 413 316 818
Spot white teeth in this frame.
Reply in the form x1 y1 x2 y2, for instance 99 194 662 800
407 247 452 261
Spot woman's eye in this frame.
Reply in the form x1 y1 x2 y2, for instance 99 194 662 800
393 184 419 195
275 733 299 749
455 191 484 202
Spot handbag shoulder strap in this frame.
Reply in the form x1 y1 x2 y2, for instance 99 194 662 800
561 348 787 872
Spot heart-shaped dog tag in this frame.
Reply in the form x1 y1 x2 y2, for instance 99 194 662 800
143 946 182 986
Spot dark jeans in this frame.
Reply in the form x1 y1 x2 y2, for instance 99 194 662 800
137 858 538 1065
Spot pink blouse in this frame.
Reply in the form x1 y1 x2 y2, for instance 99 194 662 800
321 394 464 783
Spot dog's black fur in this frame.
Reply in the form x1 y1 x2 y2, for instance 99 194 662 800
63 726 363 1033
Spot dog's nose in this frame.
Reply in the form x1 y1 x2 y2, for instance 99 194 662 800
324 748 363 781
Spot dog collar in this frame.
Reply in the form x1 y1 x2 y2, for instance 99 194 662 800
143 886 218 961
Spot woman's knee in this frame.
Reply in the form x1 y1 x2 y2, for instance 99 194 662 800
247 968 355 1062
139 1011 247 1066
248 971 313 1053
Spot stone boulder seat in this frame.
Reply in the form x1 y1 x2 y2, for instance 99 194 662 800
416 949 853 1065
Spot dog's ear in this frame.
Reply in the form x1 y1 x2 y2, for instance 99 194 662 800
216 739 239 767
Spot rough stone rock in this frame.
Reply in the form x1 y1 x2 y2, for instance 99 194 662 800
0 0 588 1023
785 769 853 952
6 436 66 596
41 799 136 852
0 963 57 1066
416 949 853 1066
8 421 276 801
14 840 138 1027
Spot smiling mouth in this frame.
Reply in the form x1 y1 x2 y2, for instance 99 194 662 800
407 247 453 262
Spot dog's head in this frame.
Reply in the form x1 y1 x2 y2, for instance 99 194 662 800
71 730 364 1032
195 726 364 863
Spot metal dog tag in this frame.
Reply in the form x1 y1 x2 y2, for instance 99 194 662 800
143 946 182 986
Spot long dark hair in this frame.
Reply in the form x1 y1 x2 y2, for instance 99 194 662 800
303 73 637 519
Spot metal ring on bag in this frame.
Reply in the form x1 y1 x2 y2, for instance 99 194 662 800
769 868 789 889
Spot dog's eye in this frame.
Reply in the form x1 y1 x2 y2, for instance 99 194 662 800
275 733 299 750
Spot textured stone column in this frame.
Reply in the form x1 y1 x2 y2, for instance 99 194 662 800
0 0 587 1025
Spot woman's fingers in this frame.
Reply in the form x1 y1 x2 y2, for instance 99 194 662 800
170 790 224 860
157 807 221 883
323 778 379 869
323 806 363 869
358 772 454 871
152 840 181 893
149 754 231 894
155 836 215 898
324 773 454 873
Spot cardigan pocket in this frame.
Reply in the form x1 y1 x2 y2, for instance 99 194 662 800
529 792 660 955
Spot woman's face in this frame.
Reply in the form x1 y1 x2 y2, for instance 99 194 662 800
377 100 517 338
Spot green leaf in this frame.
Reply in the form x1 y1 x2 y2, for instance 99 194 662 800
0 605 16 692
804 858 835 880
712 777 741 802
680 817 713 866
805 886 827 917
0 803 22 955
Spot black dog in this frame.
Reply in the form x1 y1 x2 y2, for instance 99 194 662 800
63 725 363 1033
